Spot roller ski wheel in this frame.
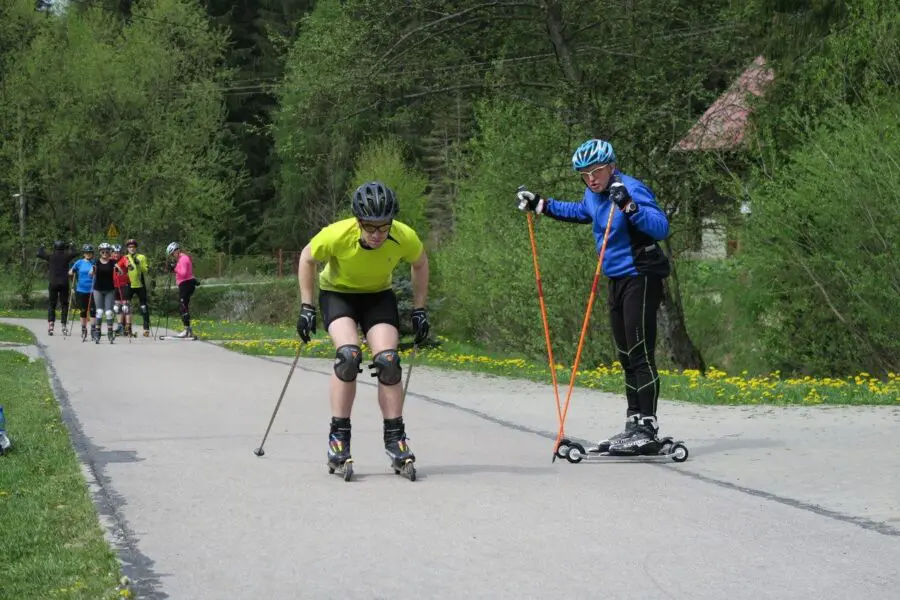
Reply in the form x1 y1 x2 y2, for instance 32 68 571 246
554 438 572 461
392 458 416 481
327 458 354 482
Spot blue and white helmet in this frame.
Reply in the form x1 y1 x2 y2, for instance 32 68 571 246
166 242 180 256
571 139 616 171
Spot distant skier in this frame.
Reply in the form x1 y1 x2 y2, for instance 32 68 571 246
36 240 78 336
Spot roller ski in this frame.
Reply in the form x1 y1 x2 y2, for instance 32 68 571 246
555 417 689 464
159 327 197 341
90 325 101 345
81 325 88 342
47 323 54 336
107 326 116 344
326 431 354 482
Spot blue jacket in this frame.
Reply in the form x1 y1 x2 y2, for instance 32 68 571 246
544 171 671 279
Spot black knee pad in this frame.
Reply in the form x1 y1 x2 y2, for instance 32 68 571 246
334 345 363 382
369 349 402 386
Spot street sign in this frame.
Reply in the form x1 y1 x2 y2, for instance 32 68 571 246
107 223 119 238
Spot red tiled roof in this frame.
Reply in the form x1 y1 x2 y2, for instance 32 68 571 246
675 55 775 151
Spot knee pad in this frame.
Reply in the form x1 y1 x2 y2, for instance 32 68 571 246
95 308 104 319
104 309 114 321
140 304 148 315
334 345 363 382
369 350 402 386
121 304 130 315
113 304 121 314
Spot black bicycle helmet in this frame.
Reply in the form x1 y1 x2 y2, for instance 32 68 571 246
351 181 398 221
82 244 94 253
53 240 65 250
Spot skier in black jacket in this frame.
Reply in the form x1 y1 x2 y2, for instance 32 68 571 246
37 240 79 336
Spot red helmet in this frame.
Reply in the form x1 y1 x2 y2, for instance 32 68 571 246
125 239 138 247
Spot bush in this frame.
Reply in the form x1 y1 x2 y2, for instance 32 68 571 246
740 99 900 376
434 100 618 367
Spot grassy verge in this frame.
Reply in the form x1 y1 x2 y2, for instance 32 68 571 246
0 322 36 344
0 327 124 599
0 308 48 320
220 334 900 406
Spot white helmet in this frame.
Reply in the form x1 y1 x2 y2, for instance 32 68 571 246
166 242 180 256
98 242 112 251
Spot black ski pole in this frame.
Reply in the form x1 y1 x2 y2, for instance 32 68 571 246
253 341 305 457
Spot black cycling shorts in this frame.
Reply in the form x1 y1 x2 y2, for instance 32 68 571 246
319 289 400 334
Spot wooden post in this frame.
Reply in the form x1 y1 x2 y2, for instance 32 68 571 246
217 253 223 278
278 249 283 278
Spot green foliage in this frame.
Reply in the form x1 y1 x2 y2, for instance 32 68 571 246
434 99 616 368
741 98 900 376
0 0 241 263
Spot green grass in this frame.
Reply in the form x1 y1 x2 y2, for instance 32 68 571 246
0 323 35 344
216 325 900 406
0 348 124 599
191 318 299 341
0 308 47 320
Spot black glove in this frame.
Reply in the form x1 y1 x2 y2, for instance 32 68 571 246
296 303 317 343
167 262 176 272
609 177 638 215
411 308 430 344
516 186 545 214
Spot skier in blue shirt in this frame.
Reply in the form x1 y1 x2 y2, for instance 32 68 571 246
517 138 671 456
69 244 96 340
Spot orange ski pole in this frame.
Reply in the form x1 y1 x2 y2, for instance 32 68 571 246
552 202 616 460
524 211 563 429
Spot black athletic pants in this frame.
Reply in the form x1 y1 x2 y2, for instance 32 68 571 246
48 283 70 323
178 279 197 327
607 275 663 418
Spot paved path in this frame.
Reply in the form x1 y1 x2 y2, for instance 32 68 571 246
7 318 900 600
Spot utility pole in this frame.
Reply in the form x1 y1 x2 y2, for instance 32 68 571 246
16 106 26 266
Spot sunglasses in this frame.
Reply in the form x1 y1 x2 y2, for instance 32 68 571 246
359 221 392 234
578 164 611 179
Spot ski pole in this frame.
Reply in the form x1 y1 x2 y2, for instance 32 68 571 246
253 341 306 457
552 202 616 461
401 342 419 406
116 284 131 344
83 269 96 344
522 208 563 433
154 271 173 339
64 273 76 339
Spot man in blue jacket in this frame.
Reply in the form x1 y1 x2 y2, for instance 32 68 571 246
517 138 671 456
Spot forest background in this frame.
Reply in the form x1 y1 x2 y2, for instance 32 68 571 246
1 0 897 379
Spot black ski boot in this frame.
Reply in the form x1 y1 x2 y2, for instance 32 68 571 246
61 321 69 337
384 417 416 481
589 413 640 454
91 325 101 344
107 323 116 344
48 322 54 336
81 324 88 342
608 416 663 456
327 417 353 481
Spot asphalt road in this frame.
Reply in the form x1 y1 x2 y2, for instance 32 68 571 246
7 318 900 600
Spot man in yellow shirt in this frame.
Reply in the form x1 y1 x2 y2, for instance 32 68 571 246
297 181 430 480
120 238 151 336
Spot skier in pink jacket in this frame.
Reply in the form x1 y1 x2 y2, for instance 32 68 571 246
166 242 199 339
